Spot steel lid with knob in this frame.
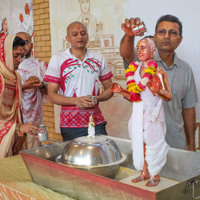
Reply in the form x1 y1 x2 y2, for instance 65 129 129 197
56 135 127 178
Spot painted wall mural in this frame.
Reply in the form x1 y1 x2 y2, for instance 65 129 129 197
0 0 33 37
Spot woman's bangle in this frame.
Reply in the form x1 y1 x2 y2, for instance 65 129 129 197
17 123 23 137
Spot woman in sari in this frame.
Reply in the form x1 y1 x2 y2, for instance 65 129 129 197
0 34 40 158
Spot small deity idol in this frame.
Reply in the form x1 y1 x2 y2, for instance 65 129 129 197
87 115 95 138
111 38 172 187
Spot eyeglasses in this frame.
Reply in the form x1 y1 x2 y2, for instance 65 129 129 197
156 29 180 37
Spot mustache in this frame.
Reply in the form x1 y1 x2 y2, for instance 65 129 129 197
162 38 171 42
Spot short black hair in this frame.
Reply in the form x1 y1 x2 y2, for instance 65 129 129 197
13 36 25 49
155 14 182 36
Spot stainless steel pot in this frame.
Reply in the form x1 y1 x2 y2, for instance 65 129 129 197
56 135 127 178
37 124 48 142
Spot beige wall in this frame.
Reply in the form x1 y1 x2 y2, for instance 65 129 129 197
32 0 62 141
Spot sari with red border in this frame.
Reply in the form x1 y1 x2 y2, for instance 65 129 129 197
0 34 22 158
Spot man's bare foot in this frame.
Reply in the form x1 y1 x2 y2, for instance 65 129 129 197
145 174 160 187
131 171 150 183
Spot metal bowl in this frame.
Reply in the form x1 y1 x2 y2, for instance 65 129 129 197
55 135 127 178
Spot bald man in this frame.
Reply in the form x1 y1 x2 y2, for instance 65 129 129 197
44 21 113 141
17 32 48 149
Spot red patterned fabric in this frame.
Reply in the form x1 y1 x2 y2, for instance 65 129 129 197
0 74 3 94
60 105 105 128
0 122 14 143
44 75 59 84
99 71 113 81
0 32 5 38
0 35 7 63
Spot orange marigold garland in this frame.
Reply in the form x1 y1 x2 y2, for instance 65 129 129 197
125 60 158 102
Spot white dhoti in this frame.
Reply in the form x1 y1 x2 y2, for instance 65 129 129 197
17 57 48 149
128 63 169 177
128 102 144 170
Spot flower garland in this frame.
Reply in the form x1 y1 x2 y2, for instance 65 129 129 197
125 60 158 102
